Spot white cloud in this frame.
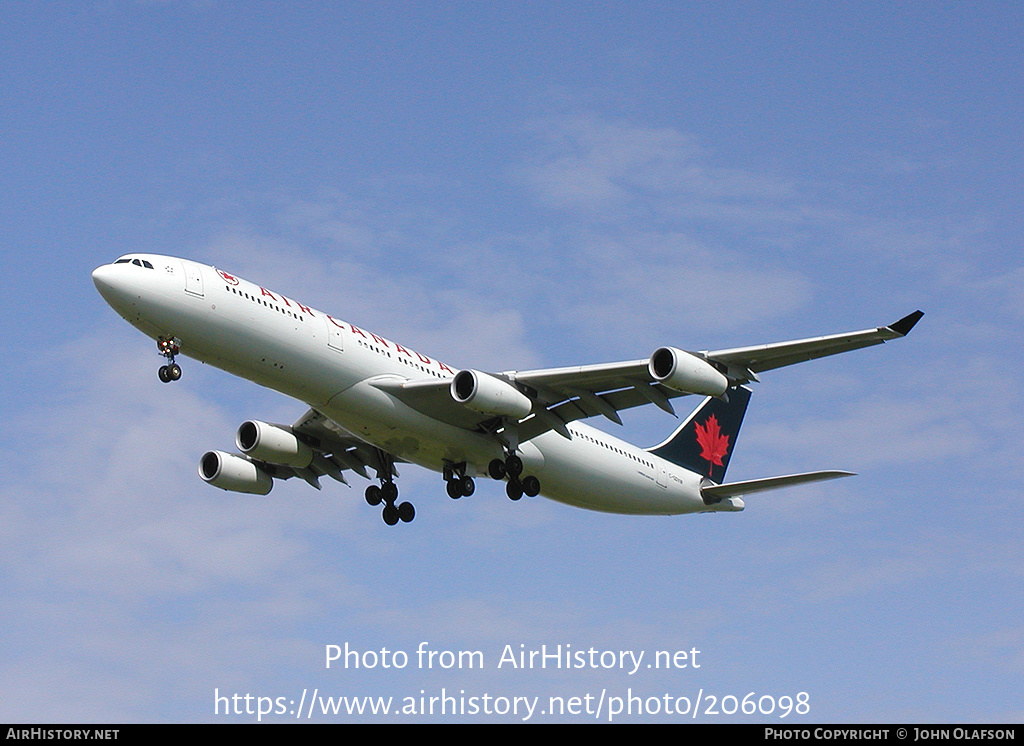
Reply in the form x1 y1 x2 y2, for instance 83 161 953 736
520 114 799 222
204 208 543 372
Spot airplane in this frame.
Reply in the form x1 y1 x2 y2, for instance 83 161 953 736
92 254 922 526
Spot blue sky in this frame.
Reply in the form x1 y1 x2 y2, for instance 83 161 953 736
1 1 1022 722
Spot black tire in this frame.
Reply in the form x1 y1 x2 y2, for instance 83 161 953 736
382 505 399 525
398 502 415 523
365 485 382 506
522 475 540 497
446 479 462 500
505 454 523 478
382 482 399 503
506 480 523 501
158 366 170 383
461 476 476 497
488 459 506 480
168 363 182 380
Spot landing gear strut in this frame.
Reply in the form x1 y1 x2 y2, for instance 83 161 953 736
157 337 182 383
365 452 414 525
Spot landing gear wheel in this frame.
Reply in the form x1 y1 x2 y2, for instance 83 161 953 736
488 459 506 480
381 482 399 502
365 485 382 506
505 454 523 478
156 337 182 383
522 475 540 497
460 476 475 497
382 504 399 526
398 501 415 523
506 480 523 501
446 479 463 500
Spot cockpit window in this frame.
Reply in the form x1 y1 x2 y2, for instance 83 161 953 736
114 257 154 268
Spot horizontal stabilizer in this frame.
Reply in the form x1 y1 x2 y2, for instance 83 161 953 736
701 470 854 502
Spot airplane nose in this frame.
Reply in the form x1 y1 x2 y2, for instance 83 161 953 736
92 263 133 309
92 263 117 296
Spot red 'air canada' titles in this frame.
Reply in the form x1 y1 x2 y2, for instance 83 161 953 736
258 280 456 376
218 267 456 376
325 315 454 374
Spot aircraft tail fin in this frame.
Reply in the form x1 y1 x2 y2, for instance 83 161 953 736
646 386 752 483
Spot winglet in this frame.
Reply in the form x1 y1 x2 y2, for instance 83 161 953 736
888 310 924 337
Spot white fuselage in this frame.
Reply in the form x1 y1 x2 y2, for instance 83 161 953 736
93 255 741 515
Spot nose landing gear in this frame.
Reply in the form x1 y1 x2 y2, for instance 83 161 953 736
157 337 182 383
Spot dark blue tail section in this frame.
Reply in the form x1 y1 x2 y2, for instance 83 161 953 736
646 386 752 483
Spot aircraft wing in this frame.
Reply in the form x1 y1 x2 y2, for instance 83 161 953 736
369 376 498 430
507 361 688 440
372 311 923 444
272 409 400 487
703 310 924 379
371 363 688 440
508 311 924 441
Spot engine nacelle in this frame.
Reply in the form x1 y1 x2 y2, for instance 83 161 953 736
199 451 273 495
451 369 533 419
648 347 729 397
236 420 313 468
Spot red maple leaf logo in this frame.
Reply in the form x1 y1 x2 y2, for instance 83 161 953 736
216 268 239 285
695 414 730 476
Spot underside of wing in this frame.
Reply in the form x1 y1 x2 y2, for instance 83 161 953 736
511 311 923 440
512 378 693 441
347 311 923 447
290 408 400 481
198 408 394 495
370 376 496 430
369 366 696 442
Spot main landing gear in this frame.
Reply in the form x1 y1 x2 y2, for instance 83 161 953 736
487 453 541 501
444 462 476 500
364 452 414 526
360 449 538 525
365 480 415 526
157 337 182 383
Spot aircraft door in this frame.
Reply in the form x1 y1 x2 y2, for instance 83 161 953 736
183 262 204 297
325 315 345 352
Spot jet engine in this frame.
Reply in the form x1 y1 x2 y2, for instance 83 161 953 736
198 450 273 495
235 420 313 468
648 347 729 397
451 369 533 419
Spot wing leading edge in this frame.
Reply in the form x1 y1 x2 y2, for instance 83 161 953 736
508 311 924 440
367 311 923 443
703 310 924 379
